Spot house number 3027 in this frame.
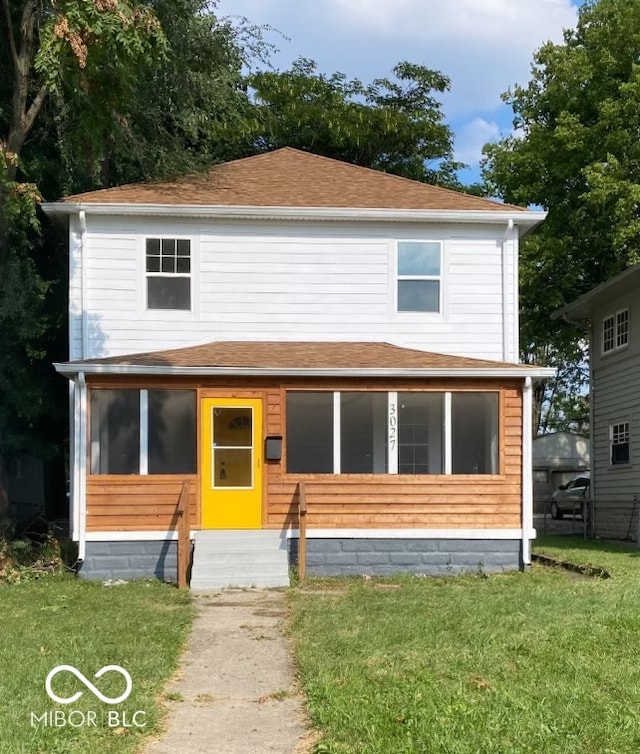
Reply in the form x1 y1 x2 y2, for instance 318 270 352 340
389 399 397 451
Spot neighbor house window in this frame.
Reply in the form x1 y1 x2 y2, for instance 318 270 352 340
397 241 441 312
602 309 629 353
610 422 630 465
285 390 499 475
286 392 334 473
90 389 196 474
451 393 499 474
616 309 629 348
146 238 191 310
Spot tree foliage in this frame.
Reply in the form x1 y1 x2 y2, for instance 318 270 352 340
482 0 640 433
242 58 463 187
0 1 257 505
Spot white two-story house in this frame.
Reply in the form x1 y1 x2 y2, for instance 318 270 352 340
43 148 551 587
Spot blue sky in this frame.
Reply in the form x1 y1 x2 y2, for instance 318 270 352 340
217 0 585 184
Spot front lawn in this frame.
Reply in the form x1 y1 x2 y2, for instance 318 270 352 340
0 575 193 754
289 537 640 753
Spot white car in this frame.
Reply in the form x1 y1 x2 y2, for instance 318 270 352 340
550 475 590 520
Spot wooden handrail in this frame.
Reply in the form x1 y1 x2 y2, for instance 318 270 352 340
176 481 190 589
298 482 307 582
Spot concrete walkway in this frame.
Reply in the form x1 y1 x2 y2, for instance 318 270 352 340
143 590 310 754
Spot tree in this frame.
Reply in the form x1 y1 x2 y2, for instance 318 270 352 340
0 1 163 511
240 58 463 187
0 1 267 512
54 0 271 190
482 0 640 433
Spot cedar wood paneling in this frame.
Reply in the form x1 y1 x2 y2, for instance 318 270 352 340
85 376 523 531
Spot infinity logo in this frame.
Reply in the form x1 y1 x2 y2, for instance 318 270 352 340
45 665 133 705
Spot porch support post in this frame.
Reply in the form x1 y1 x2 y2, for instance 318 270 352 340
78 372 88 562
140 390 148 475
388 392 398 474
444 392 452 474
333 392 341 474
522 377 533 566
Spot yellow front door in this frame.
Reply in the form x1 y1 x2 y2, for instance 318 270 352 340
201 398 263 529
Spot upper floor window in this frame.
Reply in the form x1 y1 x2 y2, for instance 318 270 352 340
146 238 191 310
602 308 629 353
610 422 630 466
397 241 441 313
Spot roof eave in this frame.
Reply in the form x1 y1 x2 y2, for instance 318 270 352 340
54 363 556 379
41 202 546 228
553 264 640 321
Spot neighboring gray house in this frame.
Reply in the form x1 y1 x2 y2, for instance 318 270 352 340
555 265 640 539
532 431 590 510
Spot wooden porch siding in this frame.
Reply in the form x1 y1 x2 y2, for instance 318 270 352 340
83 376 523 532
86 476 199 531
265 382 523 529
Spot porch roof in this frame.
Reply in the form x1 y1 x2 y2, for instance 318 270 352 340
54 341 555 379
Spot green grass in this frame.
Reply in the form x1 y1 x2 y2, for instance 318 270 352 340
288 537 640 754
0 575 194 754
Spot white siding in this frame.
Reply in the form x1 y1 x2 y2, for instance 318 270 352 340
72 216 520 362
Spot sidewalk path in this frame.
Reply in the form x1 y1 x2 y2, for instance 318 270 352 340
143 589 309 754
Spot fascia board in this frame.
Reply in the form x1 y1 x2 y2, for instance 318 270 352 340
54 363 556 379
41 202 546 228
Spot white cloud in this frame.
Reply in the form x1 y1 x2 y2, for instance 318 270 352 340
217 0 580 167
328 0 578 114
455 118 501 168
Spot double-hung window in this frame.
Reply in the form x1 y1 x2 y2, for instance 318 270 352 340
146 238 191 310
602 309 629 353
610 422 630 466
397 241 441 313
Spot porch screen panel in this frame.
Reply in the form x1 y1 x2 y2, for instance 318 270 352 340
397 393 444 474
148 390 196 474
90 390 140 474
341 393 388 473
451 393 499 474
286 392 333 473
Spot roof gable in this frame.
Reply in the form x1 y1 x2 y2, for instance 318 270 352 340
57 148 527 213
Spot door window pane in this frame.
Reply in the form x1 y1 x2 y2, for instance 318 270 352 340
213 407 252 447
90 390 140 474
286 393 334 473
214 448 252 488
398 393 443 474
341 393 388 473
452 393 499 474
148 390 196 474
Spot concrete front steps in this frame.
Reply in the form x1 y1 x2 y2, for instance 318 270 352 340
189 530 290 590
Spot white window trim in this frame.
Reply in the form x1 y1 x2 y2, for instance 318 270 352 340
602 308 629 354
609 420 631 467
395 240 443 315
141 235 199 318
